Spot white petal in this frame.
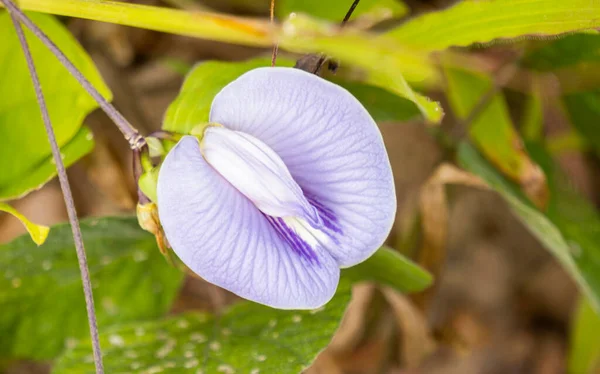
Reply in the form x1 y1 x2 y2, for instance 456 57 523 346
202 126 321 227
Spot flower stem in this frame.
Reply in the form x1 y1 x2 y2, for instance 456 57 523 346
7 9 105 374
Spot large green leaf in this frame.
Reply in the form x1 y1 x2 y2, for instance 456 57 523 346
0 217 184 360
569 297 600 374
563 90 600 155
277 0 408 22
458 143 600 312
0 12 110 201
54 282 351 373
164 57 421 134
0 127 95 200
444 66 547 207
386 0 600 51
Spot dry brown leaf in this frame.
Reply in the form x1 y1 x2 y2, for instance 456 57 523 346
329 284 378 353
416 164 488 309
382 287 436 368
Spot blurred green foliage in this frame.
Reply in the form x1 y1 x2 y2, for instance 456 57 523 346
569 297 600 374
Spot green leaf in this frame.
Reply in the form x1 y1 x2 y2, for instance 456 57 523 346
281 14 442 123
444 66 547 207
336 80 420 122
458 142 600 312
0 127 95 200
0 12 111 201
0 217 184 360
521 31 600 71
563 90 600 155
569 297 600 374
386 0 600 51
277 0 408 22
164 57 422 134
0 203 49 245
342 246 432 293
163 58 290 134
54 283 351 373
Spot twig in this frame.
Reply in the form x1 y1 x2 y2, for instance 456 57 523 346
8 13 105 374
341 0 361 24
311 0 361 74
270 0 278 66
0 0 145 150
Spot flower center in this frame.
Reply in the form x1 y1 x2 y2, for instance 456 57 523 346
200 126 336 261
201 126 323 228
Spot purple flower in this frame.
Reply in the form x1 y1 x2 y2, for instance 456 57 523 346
157 67 396 309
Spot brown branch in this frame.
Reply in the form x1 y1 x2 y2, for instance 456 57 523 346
311 0 361 74
270 0 279 67
7 12 105 374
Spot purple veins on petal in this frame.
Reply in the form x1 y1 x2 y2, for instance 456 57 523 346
210 67 396 268
157 66 396 309
305 193 343 235
266 216 319 264
157 136 339 309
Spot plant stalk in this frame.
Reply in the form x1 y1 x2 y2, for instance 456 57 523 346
7 10 105 374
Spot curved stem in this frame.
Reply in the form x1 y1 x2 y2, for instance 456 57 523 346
8 11 105 374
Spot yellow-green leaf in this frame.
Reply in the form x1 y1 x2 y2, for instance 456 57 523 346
277 0 408 22
386 0 600 51
0 203 49 245
0 12 108 201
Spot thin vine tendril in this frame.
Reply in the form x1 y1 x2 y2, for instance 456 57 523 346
6 10 105 374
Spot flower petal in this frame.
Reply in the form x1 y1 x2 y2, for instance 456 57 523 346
157 136 340 309
202 126 321 227
210 67 396 267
